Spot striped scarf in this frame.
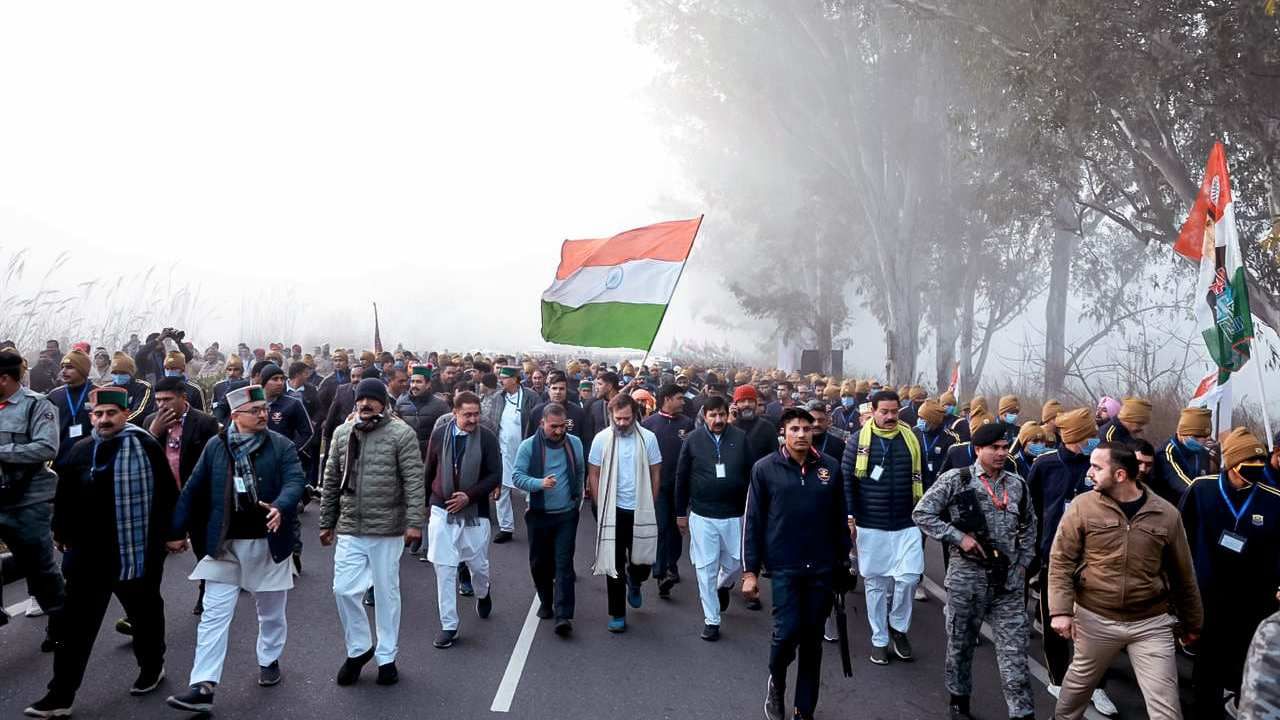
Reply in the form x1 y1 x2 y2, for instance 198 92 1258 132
227 430 266 509
94 424 154 581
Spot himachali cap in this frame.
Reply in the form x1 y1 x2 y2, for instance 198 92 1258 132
498 366 519 379
227 385 267 410
413 365 434 379
91 386 129 409
579 379 593 390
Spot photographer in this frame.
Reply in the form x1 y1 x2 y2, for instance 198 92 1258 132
134 328 192 384
0 349 64 636
912 421 1037 720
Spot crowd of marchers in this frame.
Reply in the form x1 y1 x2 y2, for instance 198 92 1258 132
1 335 1279 720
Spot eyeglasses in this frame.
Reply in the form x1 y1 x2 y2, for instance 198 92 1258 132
234 406 268 416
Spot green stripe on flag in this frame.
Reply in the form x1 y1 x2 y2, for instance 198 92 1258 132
540 300 667 350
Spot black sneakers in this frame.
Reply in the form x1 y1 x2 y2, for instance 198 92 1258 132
363 588 376 607
258 660 282 687
376 662 399 686
701 623 720 642
492 530 513 544
870 645 891 665
166 683 215 714
336 648 375 686
130 666 166 695
657 575 677 598
554 618 573 637
889 629 913 661
434 629 457 648
23 692 73 718
718 587 731 613
764 676 786 720
536 603 553 620
477 591 493 619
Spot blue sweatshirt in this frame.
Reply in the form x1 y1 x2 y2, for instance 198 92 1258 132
511 433 584 513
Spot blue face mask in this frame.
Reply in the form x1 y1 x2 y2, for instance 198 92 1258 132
1182 437 1204 452
1003 413 1018 425
915 418 927 431
841 397 856 409
944 404 956 416
164 369 182 378
111 373 132 386
1027 442 1047 456
1081 437 1101 454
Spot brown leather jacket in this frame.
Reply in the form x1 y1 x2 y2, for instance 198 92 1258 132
1048 486 1203 632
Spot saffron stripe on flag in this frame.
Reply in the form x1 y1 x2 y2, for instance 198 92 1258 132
539 300 667 350
541 258 684 309
553 217 701 280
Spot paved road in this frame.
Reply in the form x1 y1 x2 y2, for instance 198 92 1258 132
2 495 1187 719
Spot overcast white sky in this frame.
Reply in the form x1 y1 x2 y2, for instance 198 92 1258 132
0 1 722 353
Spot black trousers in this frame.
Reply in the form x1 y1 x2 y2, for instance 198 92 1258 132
769 572 834 718
1038 563 1072 685
0 501 65 614
51 549 166 697
527 508 579 619
653 479 682 579
605 508 651 618
1194 597 1276 719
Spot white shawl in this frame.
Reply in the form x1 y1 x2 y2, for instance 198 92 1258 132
592 425 658 577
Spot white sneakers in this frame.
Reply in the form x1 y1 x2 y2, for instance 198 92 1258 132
913 587 927 601
1045 685 1117 717
25 597 44 618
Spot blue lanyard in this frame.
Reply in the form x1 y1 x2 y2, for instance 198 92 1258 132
1175 441 1201 476
1219 474 1259 530
922 431 937 458
706 427 722 462
66 383 90 421
876 436 892 459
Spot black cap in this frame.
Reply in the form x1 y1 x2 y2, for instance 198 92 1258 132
355 378 388 405
258 363 284 385
971 421 1009 448
0 349 23 372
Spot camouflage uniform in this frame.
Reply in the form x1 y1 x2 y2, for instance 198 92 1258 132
913 461 1037 718
1239 609 1280 720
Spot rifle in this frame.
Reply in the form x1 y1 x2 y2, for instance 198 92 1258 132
832 552 857 677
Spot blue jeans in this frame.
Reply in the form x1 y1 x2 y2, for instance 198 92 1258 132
769 573 833 718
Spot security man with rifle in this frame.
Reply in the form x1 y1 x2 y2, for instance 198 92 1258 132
913 421 1037 720
743 407 851 720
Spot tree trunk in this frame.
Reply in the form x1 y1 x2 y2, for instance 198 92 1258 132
1045 194 1077 397
814 312 833 375
934 294 960 392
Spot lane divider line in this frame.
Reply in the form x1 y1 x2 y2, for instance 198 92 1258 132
490 591 542 713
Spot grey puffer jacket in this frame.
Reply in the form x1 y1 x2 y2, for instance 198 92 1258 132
320 416 426 536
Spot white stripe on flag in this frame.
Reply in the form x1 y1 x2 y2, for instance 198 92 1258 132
540 258 682 309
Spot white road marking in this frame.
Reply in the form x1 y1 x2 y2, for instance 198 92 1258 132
5 598 32 617
490 591 542 713
920 576 1106 720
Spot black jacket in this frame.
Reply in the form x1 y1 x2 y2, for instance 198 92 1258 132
53 429 181 555
211 377 249 425
267 393 313 459
396 391 451 458
1154 438 1210 505
733 415 778 466
1026 446 1092 560
142 408 221 485
915 425 955 491
527 401 587 444
675 424 752 519
1099 417 1135 445
940 441 975 476
425 424 503 517
316 371 349 422
323 382 357 449
744 448 850 576
47 382 94 469
812 432 846 465
840 426 917 531
642 411 694 492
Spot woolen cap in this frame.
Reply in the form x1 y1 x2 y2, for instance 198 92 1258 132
918 399 945 427
855 380 870 394
163 351 187 371
968 407 995 433
356 378 388 405
1017 421 1045 446
0 349 23 373
1221 427 1267 472
998 395 1020 415
1117 397 1153 425
1177 407 1212 437
733 385 758 403
909 385 927 402
1041 400 1063 425
938 390 956 407
110 351 136 375
61 350 91 377
969 395 988 414
1058 408 1098 445
225 355 244 370
972 421 1008 447
258 363 284 384
91 386 129 409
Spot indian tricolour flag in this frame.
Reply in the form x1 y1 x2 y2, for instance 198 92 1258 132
1176 142 1254 429
540 216 702 350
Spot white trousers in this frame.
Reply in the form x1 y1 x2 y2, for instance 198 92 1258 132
332 534 403 665
688 513 743 626
428 505 492 631
190 581 288 685
495 451 517 532
857 526 924 648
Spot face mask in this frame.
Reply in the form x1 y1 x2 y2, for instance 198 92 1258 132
1027 442 1047 456
1182 437 1203 452
738 408 756 421
164 369 182 378
1003 413 1018 425
1081 437 1101 455
841 397 855 409
112 373 132 386
915 418 927 431
944 404 956 416
1238 463 1268 485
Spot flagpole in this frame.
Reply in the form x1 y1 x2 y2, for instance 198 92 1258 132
1252 333 1275 450
639 214 704 370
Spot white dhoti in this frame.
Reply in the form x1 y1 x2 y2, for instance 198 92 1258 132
495 445 517 532
427 505 492 631
688 512 743 626
189 539 291 684
856 526 924 648
332 534 404 665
